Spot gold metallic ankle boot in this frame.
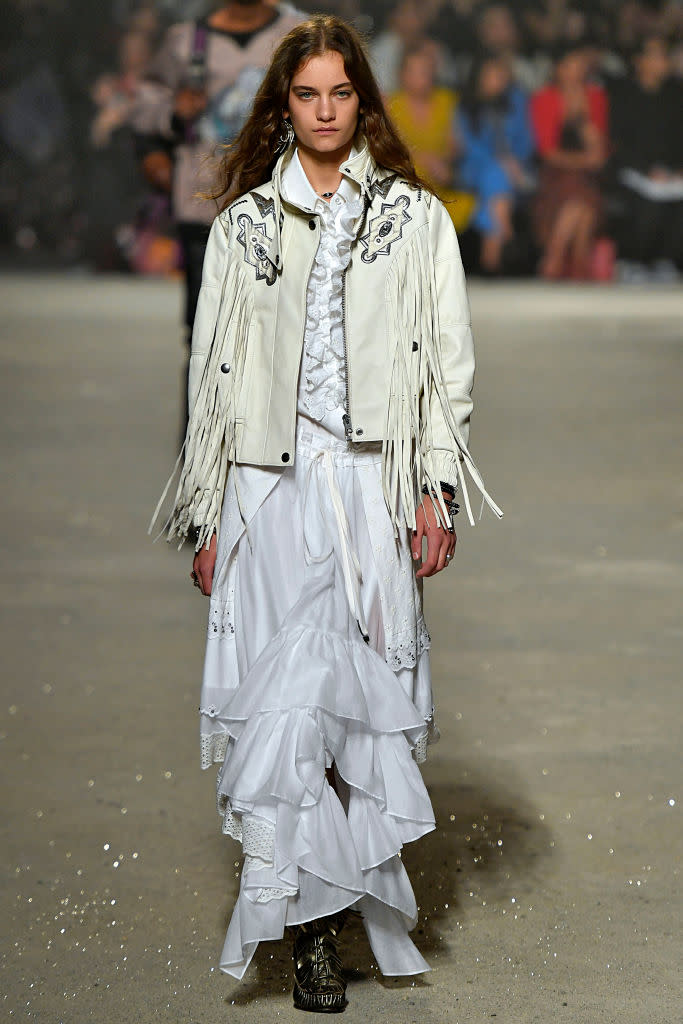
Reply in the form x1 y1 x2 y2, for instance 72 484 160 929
291 911 348 1013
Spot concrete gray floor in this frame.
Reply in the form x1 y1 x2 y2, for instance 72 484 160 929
1 275 681 1023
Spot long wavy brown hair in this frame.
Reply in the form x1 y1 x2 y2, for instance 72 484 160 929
210 14 428 209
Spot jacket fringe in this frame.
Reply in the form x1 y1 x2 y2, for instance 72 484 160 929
383 228 503 534
149 260 252 551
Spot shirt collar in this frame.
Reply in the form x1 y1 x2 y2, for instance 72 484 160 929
281 145 362 213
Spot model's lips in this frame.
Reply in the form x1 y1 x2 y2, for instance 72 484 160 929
313 127 338 133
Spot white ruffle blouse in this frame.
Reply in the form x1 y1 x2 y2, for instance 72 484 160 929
284 147 364 440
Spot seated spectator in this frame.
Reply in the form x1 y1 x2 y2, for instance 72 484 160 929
370 0 430 97
476 2 549 92
457 53 536 271
530 42 608 279
608 34 683 282
87 28 161 270
427 0 480 81
371 0 459 96
388 41 475 232
90 31 151 149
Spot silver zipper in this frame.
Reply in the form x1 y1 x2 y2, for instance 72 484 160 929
341 266 353 441
341 190 372 442
298 223 320 432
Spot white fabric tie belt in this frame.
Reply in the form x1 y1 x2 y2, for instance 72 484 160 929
302 448 370 643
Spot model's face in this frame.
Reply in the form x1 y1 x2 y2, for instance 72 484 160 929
284 51 360 157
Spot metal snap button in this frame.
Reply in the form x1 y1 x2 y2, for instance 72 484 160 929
281 452 290 463
356 428 364 436
308 220 316 230
412 341 418 352
220 363 230 373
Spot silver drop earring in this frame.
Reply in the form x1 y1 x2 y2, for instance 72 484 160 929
276 117 295 154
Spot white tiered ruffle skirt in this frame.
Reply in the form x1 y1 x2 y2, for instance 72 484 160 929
199 417 437 979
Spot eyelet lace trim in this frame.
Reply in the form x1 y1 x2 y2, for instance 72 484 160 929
254 885 298 903
217 786 298 902
207 599 235 639
217 787 275 855
413 714 439 764
384 620 431 671
200 731 229 770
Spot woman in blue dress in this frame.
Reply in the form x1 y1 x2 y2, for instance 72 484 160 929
456 54 536 272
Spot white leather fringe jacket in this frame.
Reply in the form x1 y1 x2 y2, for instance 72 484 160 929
155 142 502 550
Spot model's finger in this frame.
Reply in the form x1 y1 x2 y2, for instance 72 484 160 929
203 565 213 596
417 530 440 577
434 535 450 574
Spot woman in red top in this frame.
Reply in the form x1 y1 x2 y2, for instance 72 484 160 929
530 43 608 279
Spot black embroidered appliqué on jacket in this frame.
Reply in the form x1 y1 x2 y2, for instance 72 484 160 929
359 194 412 264
236 212 276 285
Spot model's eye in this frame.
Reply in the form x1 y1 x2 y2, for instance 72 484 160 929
297 90 313 99
336 90 352 98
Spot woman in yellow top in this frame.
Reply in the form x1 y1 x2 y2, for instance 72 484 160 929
388 41 475 233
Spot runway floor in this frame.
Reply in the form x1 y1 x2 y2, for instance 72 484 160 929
1 274 681 1023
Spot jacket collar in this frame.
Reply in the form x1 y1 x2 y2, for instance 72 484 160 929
280 145 361 213
273 136 379 203
263 136 384 272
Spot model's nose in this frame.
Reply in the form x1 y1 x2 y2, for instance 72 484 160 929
316 97 334 121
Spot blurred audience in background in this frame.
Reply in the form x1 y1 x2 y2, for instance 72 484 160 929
607 33 683 282
87 16 181 273
456 52 536 272
131 0 300 337
131 0 301 438
530 42 608 280
1 0 682 284
388 41 475 232
0 0 77 262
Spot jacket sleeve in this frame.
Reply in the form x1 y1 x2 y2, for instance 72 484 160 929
425 197 475 491
185 215 230 532
187 215 229 416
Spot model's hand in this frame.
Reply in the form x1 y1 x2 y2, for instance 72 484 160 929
174 87 208 121
191 532 217 596
412 494 457 578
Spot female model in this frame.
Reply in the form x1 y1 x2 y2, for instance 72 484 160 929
154 14 500 1014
